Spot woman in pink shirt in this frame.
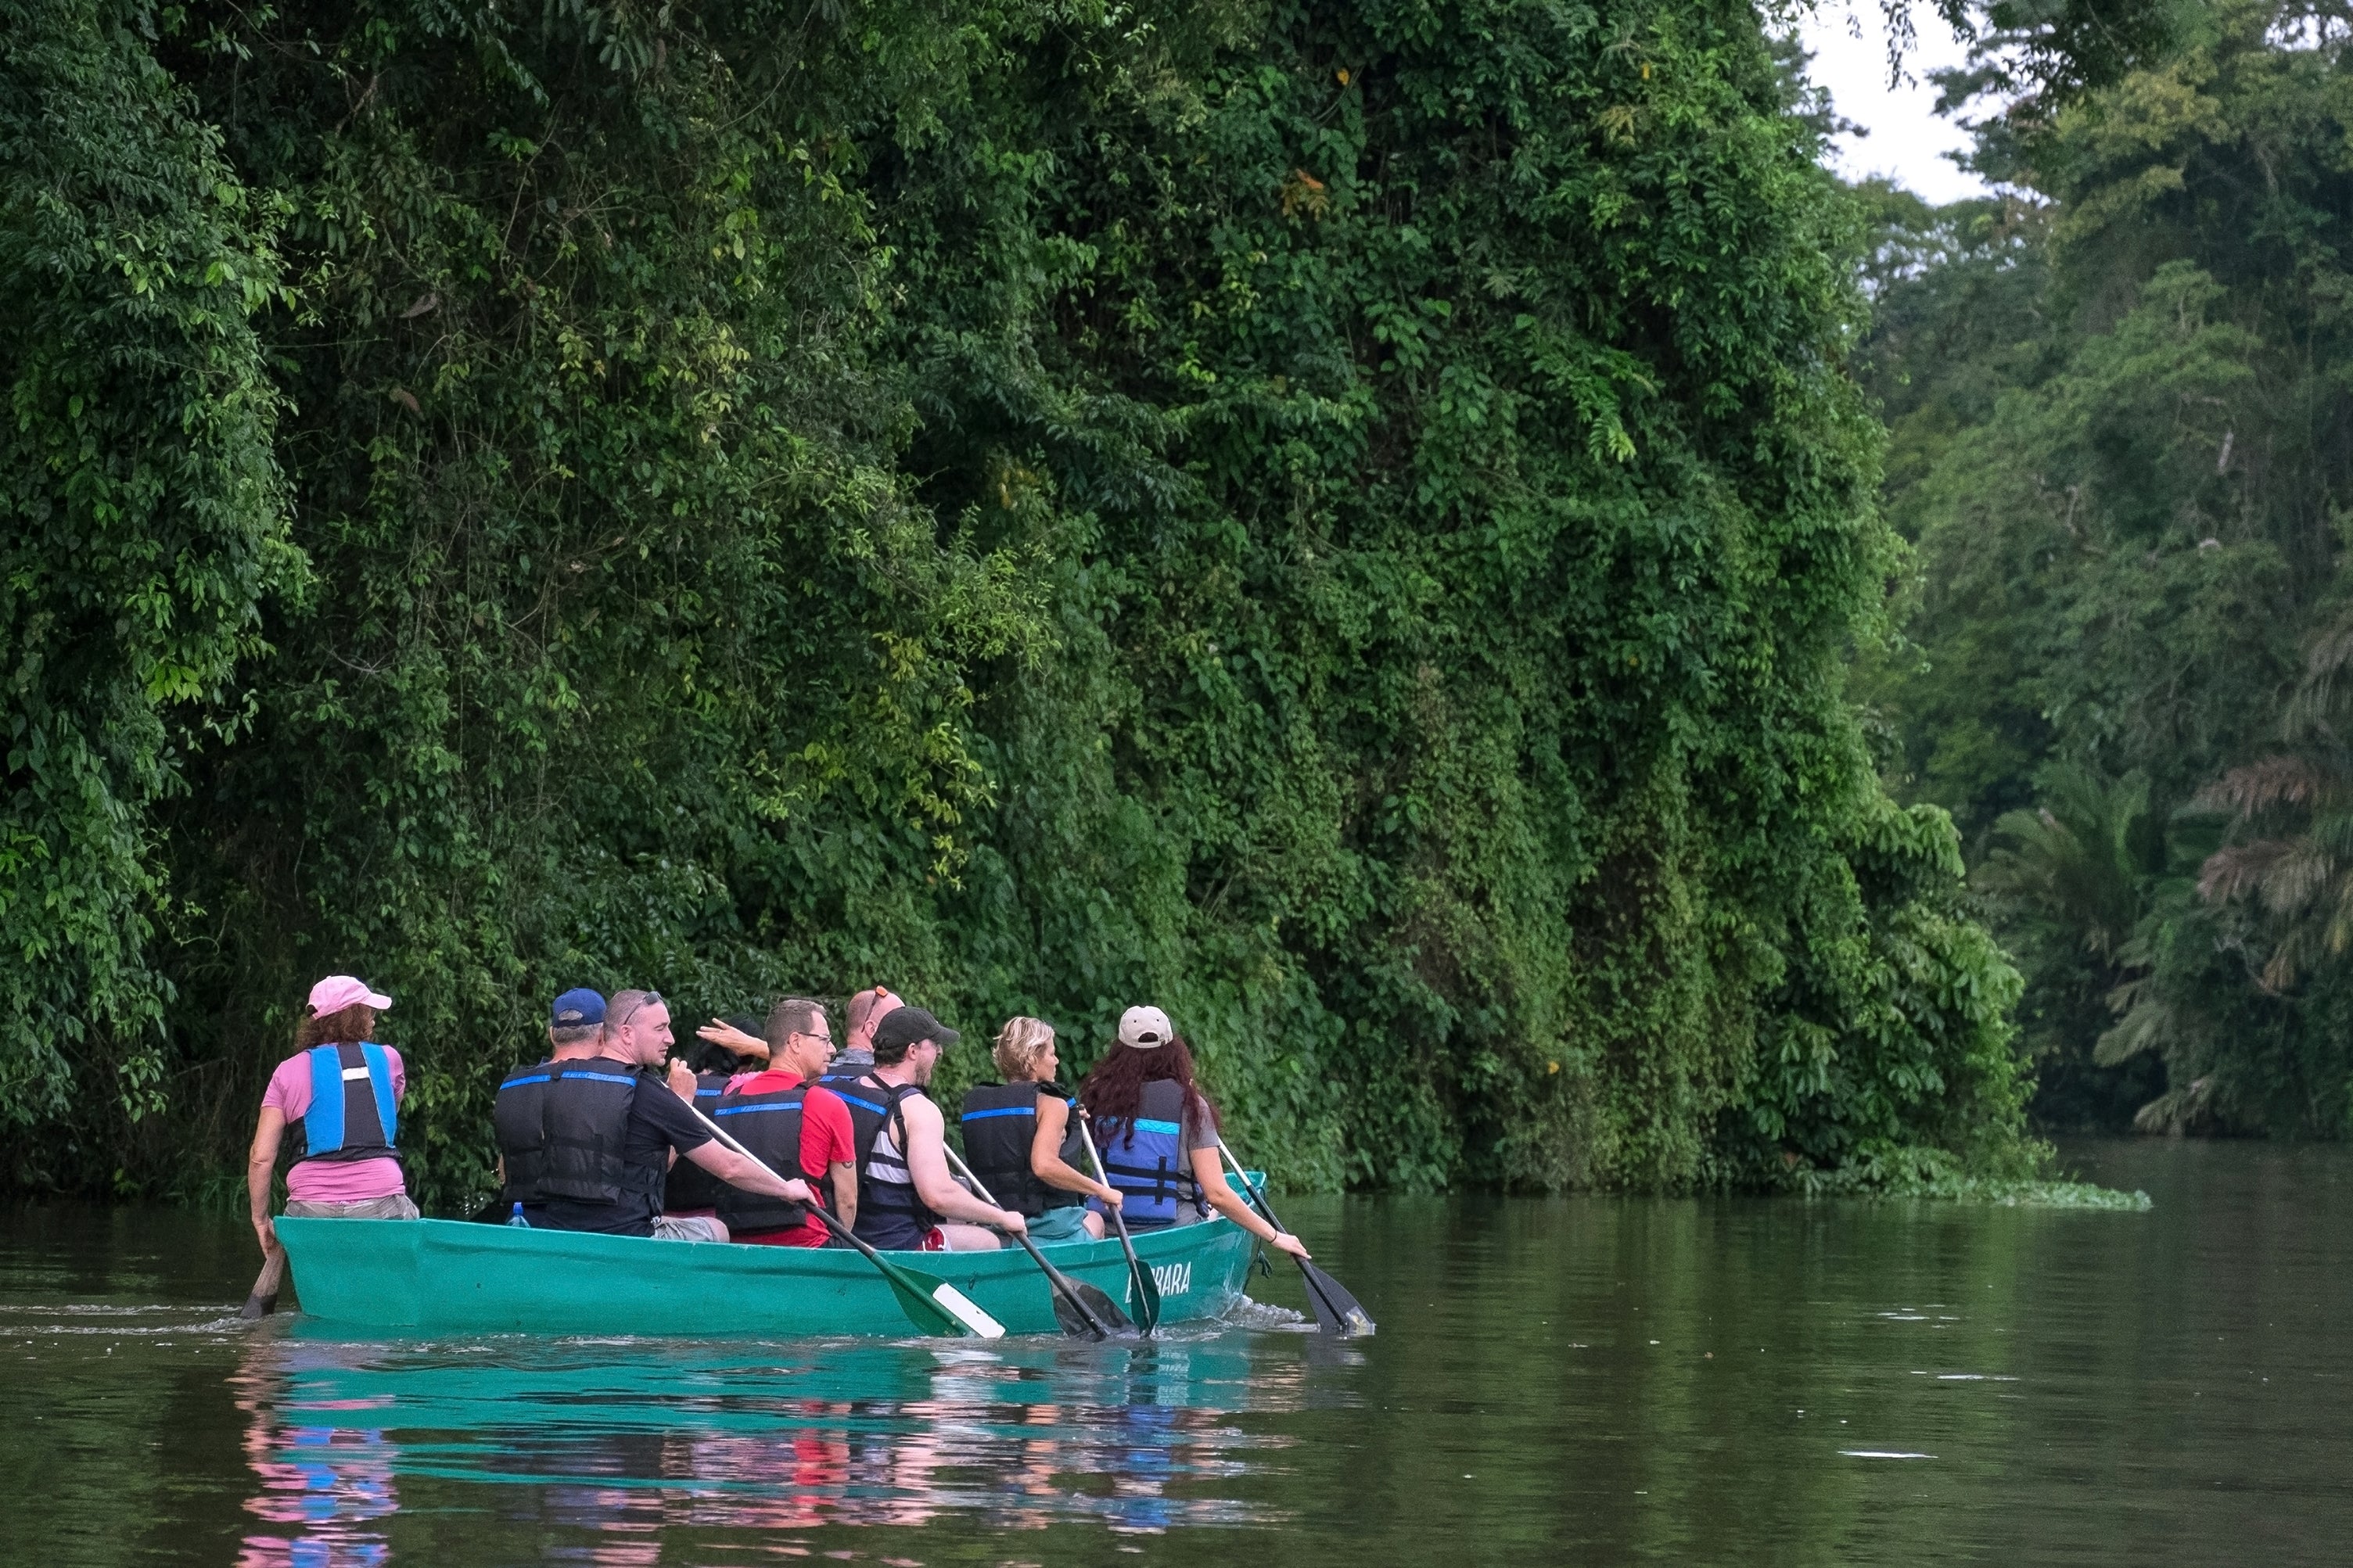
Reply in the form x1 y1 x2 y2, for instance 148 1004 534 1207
246 975 419 1269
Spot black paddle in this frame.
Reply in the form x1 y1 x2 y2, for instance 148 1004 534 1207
1077 1111 1160 1333
1214 1136 1375 1337
944 1145 1131 1338
684 1102 1005 1337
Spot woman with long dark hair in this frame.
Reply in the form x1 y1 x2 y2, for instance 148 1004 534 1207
1077 1006 1308 1258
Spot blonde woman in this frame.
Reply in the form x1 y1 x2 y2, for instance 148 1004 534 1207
956 1017 1117 1244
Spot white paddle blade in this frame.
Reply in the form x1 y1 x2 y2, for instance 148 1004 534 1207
931 1283 1006 1339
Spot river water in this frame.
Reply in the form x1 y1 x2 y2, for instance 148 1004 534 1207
4 1139 2349 1566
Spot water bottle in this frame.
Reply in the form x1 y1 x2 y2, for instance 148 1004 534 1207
506 1201 530 1229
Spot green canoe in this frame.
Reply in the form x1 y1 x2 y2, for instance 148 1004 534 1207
275 1212 1259 1337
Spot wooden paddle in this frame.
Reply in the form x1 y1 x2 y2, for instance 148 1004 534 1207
239 1244 287 1319
682 1102 1004 1339
1077 1111 1160 1333
1215 1136 1375 1337
943 1145 1130 1338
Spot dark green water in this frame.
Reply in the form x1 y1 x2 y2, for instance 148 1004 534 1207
5 1139 2349 1566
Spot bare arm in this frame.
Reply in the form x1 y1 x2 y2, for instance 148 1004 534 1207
1191 1145 1309 1258
901 1097 1026 1232
1033 1096 1116 1204
685 1140 814 1205
246 1107 286 1258
695 1020 770 1061
828 1161 857 1227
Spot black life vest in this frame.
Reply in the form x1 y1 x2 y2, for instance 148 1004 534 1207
661 1071 733 1214
712 1077 821 1235
958 1080 1085 1217
287 1042 400 1165
819 1067 938 1250
493 1056 664 1207
1087 1078 1207 1229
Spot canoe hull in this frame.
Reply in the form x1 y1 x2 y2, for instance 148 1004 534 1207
275 1215 1257 1337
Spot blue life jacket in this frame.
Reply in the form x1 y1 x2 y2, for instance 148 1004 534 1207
493 1056 663 1208
713 1078 819 1235
1087 1079 1206 1229
959 1081 1086 1216
819 1068 937 1250
289 1042 400 1165
661 1071 733 1215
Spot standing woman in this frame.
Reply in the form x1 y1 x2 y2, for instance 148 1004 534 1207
1078 1006 1309 1258
959 1017 1117 1244
246 976 419 1268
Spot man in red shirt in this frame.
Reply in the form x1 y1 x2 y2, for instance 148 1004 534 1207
699 999 856 1246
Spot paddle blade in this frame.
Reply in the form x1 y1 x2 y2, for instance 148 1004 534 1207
1059 1273 1133 1336
929 1280 1008 1339
1049 1285 1106 1339
239 1251 287 1319
1296 1258 1374 1337
1127 1257 1162 1331
878 1272 962 1336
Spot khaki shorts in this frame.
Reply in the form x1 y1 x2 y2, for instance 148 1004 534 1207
651 1215 726 1243
283 1195 420 1220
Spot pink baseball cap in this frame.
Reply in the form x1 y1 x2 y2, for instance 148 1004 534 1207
309 974 392 1014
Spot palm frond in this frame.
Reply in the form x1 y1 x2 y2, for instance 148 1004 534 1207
2193 755 2329 819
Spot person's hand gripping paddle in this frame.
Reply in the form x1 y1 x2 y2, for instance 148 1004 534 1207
1077 1110 1159 1332
1215 1135 1374 1337
943 1145 1131 1338
683 1102 1004 1338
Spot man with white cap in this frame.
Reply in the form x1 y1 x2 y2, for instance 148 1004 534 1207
247 974 419 1269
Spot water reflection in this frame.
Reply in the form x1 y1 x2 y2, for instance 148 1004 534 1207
232 1315 1309 1556
234 1344 398 1567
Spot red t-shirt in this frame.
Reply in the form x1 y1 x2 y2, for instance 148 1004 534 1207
723 1070 855 1247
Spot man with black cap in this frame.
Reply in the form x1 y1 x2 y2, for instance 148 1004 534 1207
494 988 814 1240
833 1005 1026 1251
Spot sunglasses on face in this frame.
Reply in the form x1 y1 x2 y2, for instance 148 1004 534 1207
612 991 665 1027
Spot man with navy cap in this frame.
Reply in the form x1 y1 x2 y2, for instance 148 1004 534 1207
494 988 814 1240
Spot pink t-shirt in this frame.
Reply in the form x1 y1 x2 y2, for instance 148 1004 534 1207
264 1047 408 1204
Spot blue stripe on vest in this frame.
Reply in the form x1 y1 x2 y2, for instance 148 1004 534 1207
960 1106 1034 1121
306 1046 346 1154
715 1103 801 1116
832 1093 887 1115
1133 1118 1182 1135
559 1071 637 1085
695 1088 722 1098
502 1072 553 1087
361 1042 397 1145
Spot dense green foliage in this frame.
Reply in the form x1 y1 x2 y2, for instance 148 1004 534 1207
1861 0 2353 1136
3 0 2042 1205
0 0 296 1149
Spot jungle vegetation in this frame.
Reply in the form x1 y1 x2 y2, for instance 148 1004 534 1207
2 0 2168 1207
1860 0 2353 1138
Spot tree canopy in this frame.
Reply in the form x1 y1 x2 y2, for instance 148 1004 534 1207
1861 0 2353 1136
3 0 2042 1204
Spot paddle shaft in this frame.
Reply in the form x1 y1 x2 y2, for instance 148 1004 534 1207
680 1099 1001 1337
942 1145 1115 1337
683 1100 883 1259
239 1245 287 1319
1213 1135 1289 1233
1076 1111 1159 1333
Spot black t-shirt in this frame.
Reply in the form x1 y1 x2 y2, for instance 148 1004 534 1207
523 1073 716 1236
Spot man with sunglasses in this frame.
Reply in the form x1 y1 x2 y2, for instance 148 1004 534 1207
696 999 859 1247
494 988 813 1240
